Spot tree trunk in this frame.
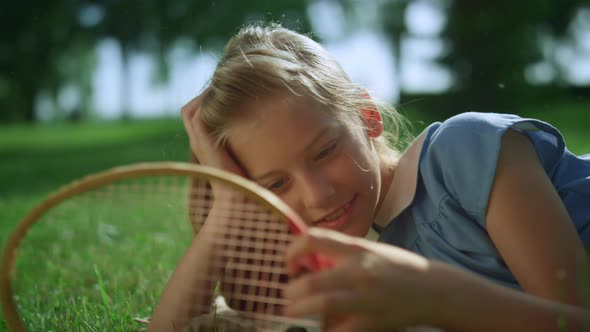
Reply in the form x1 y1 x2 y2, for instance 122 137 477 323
120 43 132 120
22 85 36 123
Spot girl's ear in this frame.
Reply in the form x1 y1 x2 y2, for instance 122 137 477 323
361 92 384 138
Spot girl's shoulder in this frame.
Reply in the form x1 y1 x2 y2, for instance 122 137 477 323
418 111 568 220
423 112 566 173
416 112 590 243
427 112 559 146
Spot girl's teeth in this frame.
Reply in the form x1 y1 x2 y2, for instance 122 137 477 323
322 207 345 221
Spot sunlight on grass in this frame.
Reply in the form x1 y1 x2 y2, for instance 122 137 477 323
0 118 183 150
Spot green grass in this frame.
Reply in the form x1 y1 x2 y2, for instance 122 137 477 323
7 184 196 331
0 106 588 331
0 118 193 331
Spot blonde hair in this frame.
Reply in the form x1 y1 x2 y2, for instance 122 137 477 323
200 23 411 166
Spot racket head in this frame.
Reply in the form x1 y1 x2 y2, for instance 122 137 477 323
0 162 318 331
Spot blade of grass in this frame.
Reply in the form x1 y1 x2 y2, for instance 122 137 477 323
94 263 111 306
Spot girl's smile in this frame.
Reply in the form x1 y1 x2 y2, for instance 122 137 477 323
312 194 357 230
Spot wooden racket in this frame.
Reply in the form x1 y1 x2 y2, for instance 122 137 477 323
0 162 326 332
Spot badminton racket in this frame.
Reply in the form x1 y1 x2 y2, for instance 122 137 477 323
0 162 330 332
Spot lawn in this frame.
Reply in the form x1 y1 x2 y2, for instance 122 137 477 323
0 119 193 331
0 107 588 331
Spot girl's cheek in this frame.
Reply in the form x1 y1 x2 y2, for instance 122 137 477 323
280 188 314 225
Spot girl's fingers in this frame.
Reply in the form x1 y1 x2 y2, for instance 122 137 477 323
283 291 357 318
285 228 365 273
179 88 247 176
283 263 361 300
325 316 371 332
181 110 197 148
181 88 211 153
181 87 209 119
180 88 245 176
190 108 215 147
181 91 205 126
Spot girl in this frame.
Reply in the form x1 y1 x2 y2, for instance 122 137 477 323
149 23 590 331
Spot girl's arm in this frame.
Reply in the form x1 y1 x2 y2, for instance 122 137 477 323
148 236 210 331
486 129 590 306
148 205 224 332
434 259 589 332
149 90 249 331
439 128 590 331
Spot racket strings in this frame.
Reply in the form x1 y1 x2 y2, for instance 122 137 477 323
185 179 321 330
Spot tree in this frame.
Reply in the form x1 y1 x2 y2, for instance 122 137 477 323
0 0 312 123
437 0 584 114
0 0 97 123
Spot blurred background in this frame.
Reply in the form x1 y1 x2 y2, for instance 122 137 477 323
2 0 590 122
1 0 589 216
1 1 589 329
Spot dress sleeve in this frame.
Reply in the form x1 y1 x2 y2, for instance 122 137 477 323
421 112 566 228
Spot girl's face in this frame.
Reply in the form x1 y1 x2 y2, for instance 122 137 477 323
227 96 383 237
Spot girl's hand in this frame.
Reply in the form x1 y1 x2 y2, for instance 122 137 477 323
284 228 443 331
181 88 245 177
182 89 249 225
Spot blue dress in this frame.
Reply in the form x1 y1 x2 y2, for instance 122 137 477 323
376 112 590 288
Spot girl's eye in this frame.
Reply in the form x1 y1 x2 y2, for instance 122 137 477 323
267 179 286 192
315 142 337 161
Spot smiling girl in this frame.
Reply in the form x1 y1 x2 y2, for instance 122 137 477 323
149 23 590 331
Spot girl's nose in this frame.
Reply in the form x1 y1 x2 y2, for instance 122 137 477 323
300 169 335 210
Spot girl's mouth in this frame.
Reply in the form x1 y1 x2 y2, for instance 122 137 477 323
313 195 357 231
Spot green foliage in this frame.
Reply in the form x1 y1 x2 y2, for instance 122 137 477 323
3 1 589 124
435 0 586 113
1 0 312 123
0 0 98 122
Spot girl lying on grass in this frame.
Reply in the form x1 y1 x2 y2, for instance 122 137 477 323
149 23 590 331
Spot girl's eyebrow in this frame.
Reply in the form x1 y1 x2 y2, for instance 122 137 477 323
303 126 334 152
251 126 336 181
